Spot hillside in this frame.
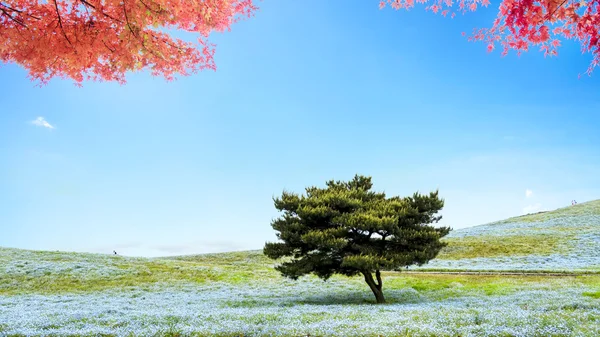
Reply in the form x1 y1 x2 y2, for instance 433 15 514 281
410 199 600 272
1 203 600 336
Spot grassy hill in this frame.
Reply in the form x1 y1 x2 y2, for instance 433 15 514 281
410 199 600 272
1 201 599 336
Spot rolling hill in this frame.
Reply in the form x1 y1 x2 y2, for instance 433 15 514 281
410 199 600 272
1 200 599 336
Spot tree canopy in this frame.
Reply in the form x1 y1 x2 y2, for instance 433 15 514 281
263 175 451 303
0 0 256 84
381 0 600 75
4 0 594 85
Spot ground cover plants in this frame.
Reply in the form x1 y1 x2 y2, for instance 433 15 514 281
1 200 599 336
410 200 600 272
1 250 600 337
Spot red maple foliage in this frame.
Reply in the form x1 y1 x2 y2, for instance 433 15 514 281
0 0 257 84
380 0 600 75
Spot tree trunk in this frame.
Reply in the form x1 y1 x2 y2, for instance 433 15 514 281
362 270 386 304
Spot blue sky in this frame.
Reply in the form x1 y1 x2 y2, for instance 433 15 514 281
1 1 599 257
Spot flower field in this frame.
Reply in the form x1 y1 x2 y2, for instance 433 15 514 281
1 200 599 336
1 276 600 337
411 200 600 272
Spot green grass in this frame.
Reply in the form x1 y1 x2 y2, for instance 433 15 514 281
2 201 600 295
382 273 593 298
2 201 600 336
2 243 599 298
2 246 600 336
424 199 600 267
438 234 567 259
583 291 600 299
0 248 280 295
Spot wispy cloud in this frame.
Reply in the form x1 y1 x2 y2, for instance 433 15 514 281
522 203 543 215
525 189 533 198
151 241 247 255
85 240 250 257
31 117 55 129
87 242 143 254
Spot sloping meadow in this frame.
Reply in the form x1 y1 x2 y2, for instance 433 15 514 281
1 201 600 336
1 247 600 336
412 201 600 272
1 277 600 337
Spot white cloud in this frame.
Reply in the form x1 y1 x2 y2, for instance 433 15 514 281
522 203 543 215
151 241 247 255
31 116 55 129
525 189 533 198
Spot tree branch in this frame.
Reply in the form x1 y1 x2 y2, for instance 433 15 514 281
547 0 570 20
53 0 72 46
79 0 123 23
121 1 164 61
1 7 27 27
150 33 186 51
0 2 40 19
139 0 163 14
102 40 115 52
122 1 139 38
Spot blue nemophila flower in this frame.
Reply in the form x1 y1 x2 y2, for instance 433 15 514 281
1 282 599 336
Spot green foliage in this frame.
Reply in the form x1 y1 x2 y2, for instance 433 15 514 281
263 175 450 302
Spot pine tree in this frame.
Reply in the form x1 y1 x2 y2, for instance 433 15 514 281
264 175 451 304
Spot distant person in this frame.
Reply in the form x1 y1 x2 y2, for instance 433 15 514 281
113 250 118 255
572 200 574 206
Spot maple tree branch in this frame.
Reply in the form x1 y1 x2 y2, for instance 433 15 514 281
79 0 123 23
0 7 27 27
547 0 570 19
122 1 166 62
102 40 116 52
0 2 21 12
0 2 40 20
138 0 163 14
150 33 186 51
140 34 166 60
53 0 72 46
123 2 140 38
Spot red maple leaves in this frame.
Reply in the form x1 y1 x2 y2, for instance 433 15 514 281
381 0 600 75
3 0 598 85
0 0 257 84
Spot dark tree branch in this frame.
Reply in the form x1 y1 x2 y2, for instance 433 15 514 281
79 0 123 23
139 0 163 14
53 0 72 46
0 2 40 19
1 8 27 27
102 40 115 52
150 33 187 51
122 2 139 38
547 0 570 20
